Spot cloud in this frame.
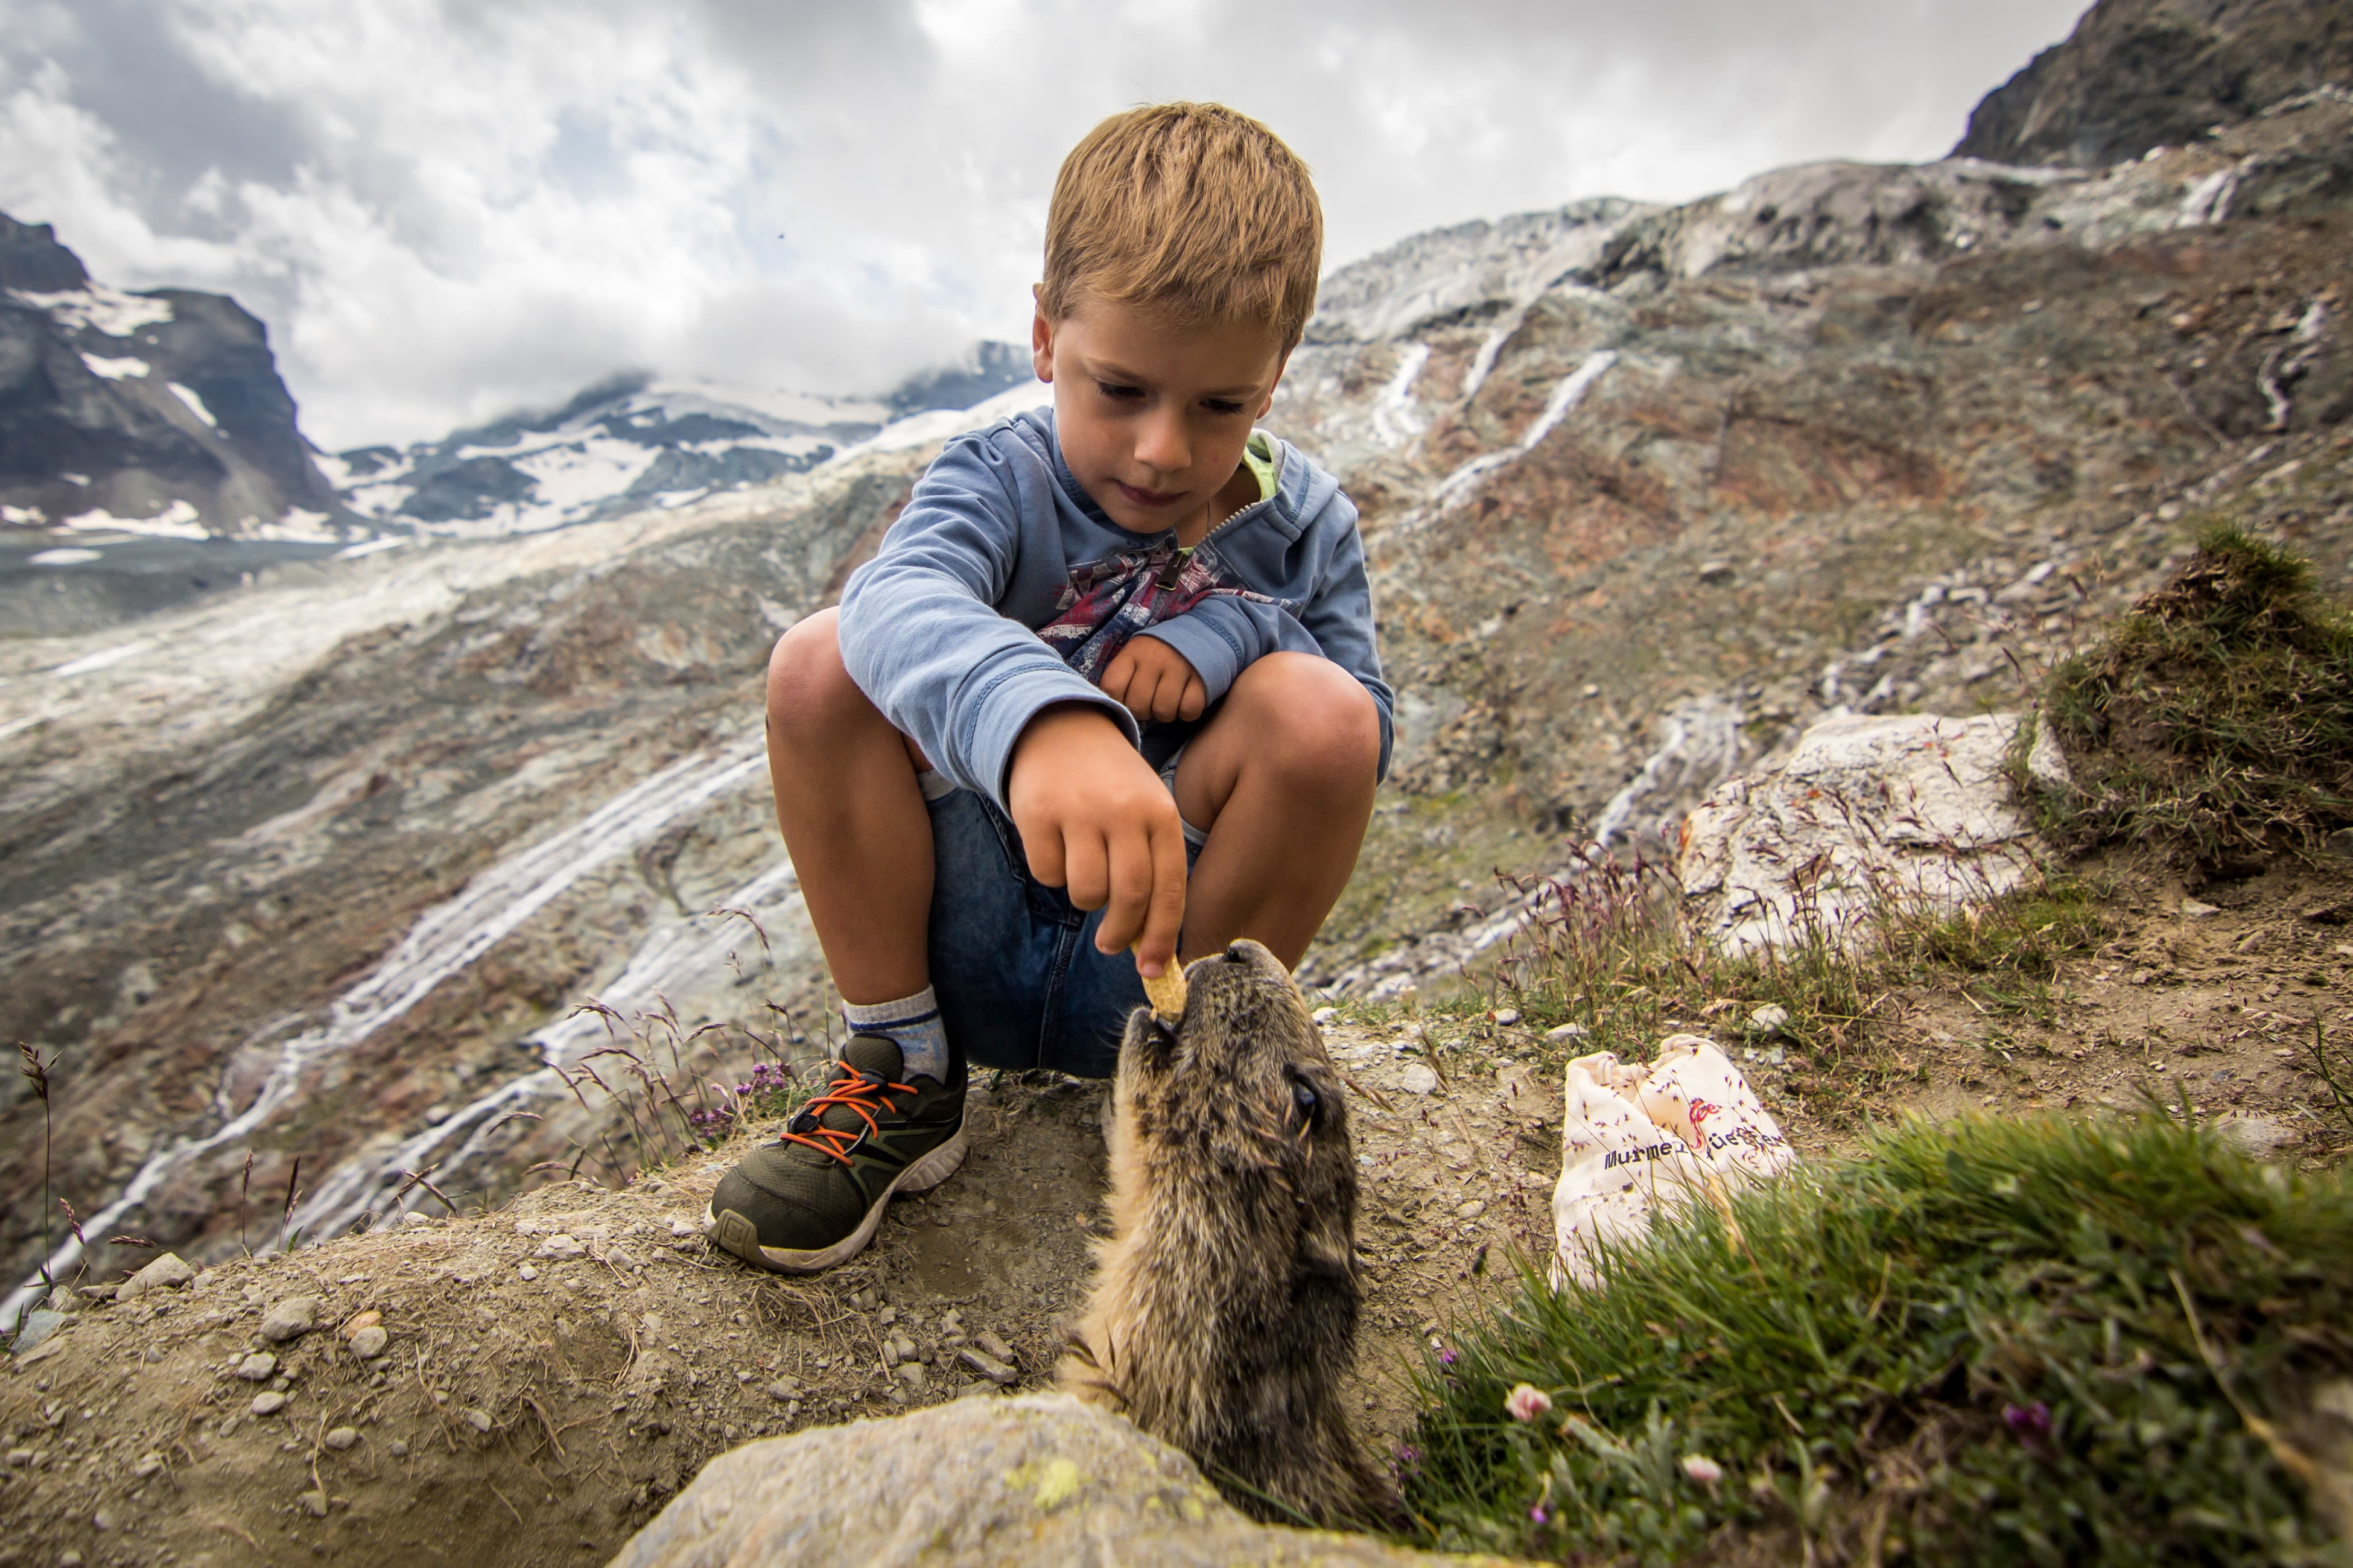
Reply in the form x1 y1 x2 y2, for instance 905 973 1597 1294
0 0 2087 448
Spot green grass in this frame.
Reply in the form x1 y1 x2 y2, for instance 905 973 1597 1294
1397 1111 2353 1565
1475 850 2106 1119
2042 525 2353 869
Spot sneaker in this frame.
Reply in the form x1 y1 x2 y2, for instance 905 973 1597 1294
705 1035 967 1273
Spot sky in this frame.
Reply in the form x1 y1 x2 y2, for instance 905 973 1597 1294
0 0 2091 451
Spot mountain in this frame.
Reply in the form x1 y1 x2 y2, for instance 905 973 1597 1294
2 0 2349 1344
1954 0 2353 165
0 214 355 542
334 345 1038 536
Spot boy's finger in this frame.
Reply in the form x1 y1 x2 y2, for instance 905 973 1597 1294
1063 830 1111 911
1023 821 1069 890
1098 657 1133 709
1151 673 1184 723
1177 676 1206 722
1096 827 1155 956
1131 814 1188 974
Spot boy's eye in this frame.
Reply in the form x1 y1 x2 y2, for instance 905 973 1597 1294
1096 381 1144 402
1202 398 1245 416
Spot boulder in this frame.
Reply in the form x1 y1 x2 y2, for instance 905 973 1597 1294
607 1392 1490 1567
1677 711 2064 956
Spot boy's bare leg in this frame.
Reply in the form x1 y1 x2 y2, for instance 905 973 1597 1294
764 607 932 1005
1172 652 1382 967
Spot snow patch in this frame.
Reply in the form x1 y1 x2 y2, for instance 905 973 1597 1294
13 285 174 337
168 382 218 427
63 499 208 539
28 548 101 566
81 352 149 380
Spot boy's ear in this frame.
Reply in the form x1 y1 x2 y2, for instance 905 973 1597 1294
1031 286 1056 384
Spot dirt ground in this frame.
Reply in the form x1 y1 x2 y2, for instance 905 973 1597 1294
3 861 2345 1568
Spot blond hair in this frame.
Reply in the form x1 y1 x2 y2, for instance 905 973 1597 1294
1041 103 1323 352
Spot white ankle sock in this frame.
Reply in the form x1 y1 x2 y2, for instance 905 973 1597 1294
841 986 950 1082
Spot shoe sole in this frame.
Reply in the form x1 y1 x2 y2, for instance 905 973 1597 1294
704 1123 970 1275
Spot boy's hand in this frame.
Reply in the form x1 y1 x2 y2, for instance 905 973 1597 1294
1100 636 1207 724
1006 704 1187 976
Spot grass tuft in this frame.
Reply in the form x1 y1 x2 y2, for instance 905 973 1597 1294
2042 525 2353 868
1398 1109 2353 1564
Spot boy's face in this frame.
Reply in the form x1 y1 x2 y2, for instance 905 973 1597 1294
1032 291 1288 538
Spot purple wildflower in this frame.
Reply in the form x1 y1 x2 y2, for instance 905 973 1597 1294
2004 1401 2053 1448
1440 1347 1458 1365
1530 1502 1551 1525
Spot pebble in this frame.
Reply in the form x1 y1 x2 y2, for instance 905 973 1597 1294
957 1346 1018 1385
1544 1022 1590 1043
896 1363 929 1392
114 1252 195 1303
667 1217 697 1239
1747 1005 1792 1038
260 1295 319 1343
973 1329 1017 1366
300 1489 329 1518
606 1245 640 1271
58 1552 83 1568
348 1325 390 1360
91 1508 115 1531
517 1263 540 1281
401 1212 431 1227
323 1426 360 1451
1399 1064 1440 1096
11 1309 65 1352
460 1408 494 1433
1311 1006 1340 1026
766 1379 800 1403
234 1351 278 1382
132 1454 163 1479
1455 1199 1487 1220
250 1392 288 1417
388 1439 410 1458
536 1234 586 1260
2181 898 2220 918
341 1309 383 1336
1493 1008 1521 1026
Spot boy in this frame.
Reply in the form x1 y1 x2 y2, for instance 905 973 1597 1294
707 103 1391 1273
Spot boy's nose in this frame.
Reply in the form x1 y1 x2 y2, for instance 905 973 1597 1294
1135 411 1190 474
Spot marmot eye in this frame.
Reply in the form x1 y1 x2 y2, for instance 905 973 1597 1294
1292 1082 1319 1116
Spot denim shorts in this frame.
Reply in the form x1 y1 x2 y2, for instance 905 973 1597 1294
921 775 1202 1080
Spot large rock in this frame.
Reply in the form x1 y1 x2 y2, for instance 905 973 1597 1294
1677 711 2067 956
608 1392 1495 1567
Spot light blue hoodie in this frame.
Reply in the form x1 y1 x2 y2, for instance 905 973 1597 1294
839 408 1392 814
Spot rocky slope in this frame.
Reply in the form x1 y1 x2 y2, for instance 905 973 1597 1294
4 0 2352 1344
0 215 354 545
1955 0 2353 166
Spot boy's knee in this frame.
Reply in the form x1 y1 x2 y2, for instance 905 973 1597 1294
1239 653 1380 785
766 608 864 735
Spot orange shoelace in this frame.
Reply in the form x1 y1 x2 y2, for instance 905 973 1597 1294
777 1062 918 1166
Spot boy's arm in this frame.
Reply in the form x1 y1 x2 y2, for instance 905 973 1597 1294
837 436 1184 973
837 437 1136 809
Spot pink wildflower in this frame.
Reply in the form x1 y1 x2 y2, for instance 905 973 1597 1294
1505 1383 1553 1421
1681 1453 1724 1489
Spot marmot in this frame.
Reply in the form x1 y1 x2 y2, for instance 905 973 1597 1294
1059 939 1396 1526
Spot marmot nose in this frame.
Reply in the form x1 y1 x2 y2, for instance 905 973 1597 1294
1223 942 1253 964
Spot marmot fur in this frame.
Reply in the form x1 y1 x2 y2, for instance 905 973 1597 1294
1059 939 1396 1526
